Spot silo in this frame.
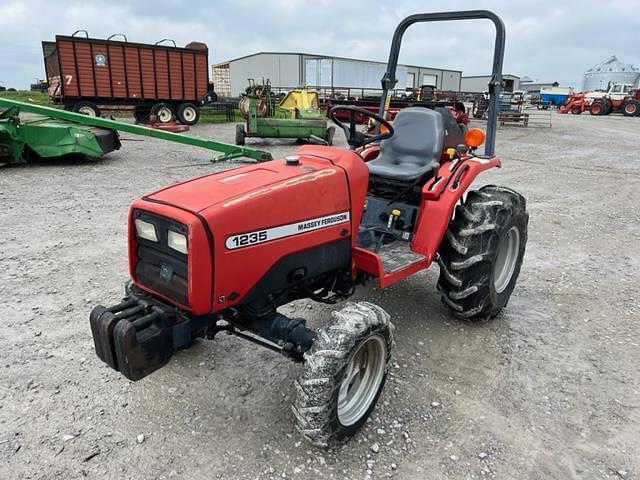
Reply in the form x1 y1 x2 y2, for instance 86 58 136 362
582 56 640 91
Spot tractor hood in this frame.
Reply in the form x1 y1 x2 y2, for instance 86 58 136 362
130 145 370 316
145 154 339 214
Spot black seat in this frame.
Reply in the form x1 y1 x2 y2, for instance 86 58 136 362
436 107 466 149
367 107 444 182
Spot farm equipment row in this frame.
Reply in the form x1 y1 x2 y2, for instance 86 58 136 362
559 83 640 116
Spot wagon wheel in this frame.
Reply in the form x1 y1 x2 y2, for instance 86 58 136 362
150 103 176 124
177 103 200 125
72 101 101 117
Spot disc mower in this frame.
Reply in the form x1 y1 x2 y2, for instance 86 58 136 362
89 10 528 448
0 98 272 166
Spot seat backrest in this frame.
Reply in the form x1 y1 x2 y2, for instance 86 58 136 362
378 107 444 169
435 107 466 149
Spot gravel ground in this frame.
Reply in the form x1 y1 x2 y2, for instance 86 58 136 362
1 111 639 480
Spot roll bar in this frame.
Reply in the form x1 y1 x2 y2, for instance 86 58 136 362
378 10 505 157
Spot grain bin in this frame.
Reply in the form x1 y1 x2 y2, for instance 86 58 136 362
582 55 640 91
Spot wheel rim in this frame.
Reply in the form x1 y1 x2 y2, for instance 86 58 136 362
625 104 636 115
337 334 386 427
79 106 96 117
493 226 520 294
158 107 172 123
183 106 197 122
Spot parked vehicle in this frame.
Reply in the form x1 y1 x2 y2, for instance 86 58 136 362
587 83 640 116
537 86 572 109
42 32 216 124
89 10 528 448
558 92 591 114
30 79 49 92
472 91 525 119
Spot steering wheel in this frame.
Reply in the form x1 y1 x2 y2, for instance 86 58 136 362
329 106 394 149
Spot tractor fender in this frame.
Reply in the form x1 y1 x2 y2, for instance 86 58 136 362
411 155 502 261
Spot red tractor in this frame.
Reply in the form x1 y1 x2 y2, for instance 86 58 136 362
588 83 640 116
558 92 590 114
90 11 528 448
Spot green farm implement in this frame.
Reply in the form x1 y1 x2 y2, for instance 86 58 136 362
235 80 334 145
0 98 272 167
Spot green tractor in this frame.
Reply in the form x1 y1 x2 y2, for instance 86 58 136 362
235 79 335 146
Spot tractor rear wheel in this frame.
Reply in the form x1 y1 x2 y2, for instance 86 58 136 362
235 124 246 145
472 99 485 119
437 186 528 321
293 302 394 448
622 100 640 117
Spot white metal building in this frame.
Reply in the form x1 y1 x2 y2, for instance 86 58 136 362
519 79 559 93
460 74 520 93
212 52 462 97
582 56 640 91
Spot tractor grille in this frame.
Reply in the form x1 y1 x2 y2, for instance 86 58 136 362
133 210 188 305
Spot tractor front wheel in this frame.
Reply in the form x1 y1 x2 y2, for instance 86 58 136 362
570 105 582 115
437 186 528 321
293 302 394 448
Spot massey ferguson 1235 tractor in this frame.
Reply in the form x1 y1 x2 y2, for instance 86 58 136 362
90 11 528 447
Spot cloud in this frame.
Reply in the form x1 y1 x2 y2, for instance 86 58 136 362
0 0 638 89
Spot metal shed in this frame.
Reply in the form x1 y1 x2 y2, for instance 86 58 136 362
460 74 520 93
212 52 462 97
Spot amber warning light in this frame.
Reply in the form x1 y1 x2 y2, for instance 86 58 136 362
465 128 486 148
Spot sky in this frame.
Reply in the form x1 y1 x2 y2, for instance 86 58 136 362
0 0 639 90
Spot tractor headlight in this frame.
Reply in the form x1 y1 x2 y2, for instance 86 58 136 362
134 219 158 242
167 230 188 254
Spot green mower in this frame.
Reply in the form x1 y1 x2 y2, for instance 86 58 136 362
235 79 335 146
0 98 272 167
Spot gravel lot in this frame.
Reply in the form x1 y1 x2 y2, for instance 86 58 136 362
1 111 639 480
